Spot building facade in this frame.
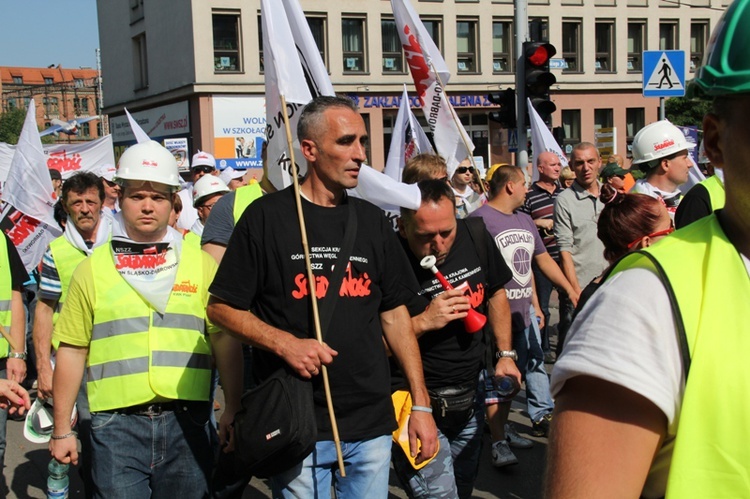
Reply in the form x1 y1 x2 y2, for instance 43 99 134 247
0 66 104 143
97 0 725 170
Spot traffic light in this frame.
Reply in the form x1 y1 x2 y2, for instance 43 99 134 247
488 88 516 129
523 41 557 121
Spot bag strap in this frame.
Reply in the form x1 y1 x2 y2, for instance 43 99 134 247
318 201 358 334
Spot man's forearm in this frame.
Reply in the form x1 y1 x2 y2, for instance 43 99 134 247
202 243 226 264
211 331 243 412
207 298 296 356
33 299 56 368
559 251 581 293
381 306 430 406
52 344 88 433
487 289 512 351
9 290 25 354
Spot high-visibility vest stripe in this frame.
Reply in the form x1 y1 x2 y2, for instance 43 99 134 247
0 300 10 312
92 317 150 340
88 357 150 382
0 237 13 356
152 313 204 332
151 351 212 370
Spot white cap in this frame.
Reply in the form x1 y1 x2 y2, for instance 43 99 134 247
97 163 117 182
631 120 697 166
191 151 216 169
193 175 230 207
219 167 246 185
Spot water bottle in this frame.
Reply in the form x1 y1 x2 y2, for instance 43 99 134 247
47 459 69 499
494 375 520 400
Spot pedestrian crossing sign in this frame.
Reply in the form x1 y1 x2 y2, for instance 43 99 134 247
643 50 686 97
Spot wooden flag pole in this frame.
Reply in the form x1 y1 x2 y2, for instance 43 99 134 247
430 62 487 195
280 94 347 477
0 324 19 354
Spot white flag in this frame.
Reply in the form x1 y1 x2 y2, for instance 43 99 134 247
261 0 313 191
1 100 62 271
527 98 568 182
125 108 151 144
280 0 335 99
392 0 473 177
350 165 421 212
385 85 434 182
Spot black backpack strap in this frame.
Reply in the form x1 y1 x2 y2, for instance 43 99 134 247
604 251 691 379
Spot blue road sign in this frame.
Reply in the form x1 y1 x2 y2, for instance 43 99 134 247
643 50 686 97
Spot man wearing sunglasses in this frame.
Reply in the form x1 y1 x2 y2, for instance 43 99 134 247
176 151 220 231
451 159 484 219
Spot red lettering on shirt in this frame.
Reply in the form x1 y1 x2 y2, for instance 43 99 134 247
292 273 330 299
115 251 169 270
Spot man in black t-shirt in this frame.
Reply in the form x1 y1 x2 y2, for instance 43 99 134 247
392 180 518 499
207 96 437 498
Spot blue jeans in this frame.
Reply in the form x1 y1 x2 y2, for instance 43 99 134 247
532 264 553 352
513 314 555 423
392 395 483 499
89 402 213 498
271 435 392 499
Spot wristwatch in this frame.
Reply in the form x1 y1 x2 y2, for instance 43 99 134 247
496 350 518 361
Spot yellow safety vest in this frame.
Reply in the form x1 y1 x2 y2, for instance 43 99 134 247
86 242 212 412
0 237 12 356
49 237 87 321
183 230 201 248
701 174 725 212
232 183 263 223
612 214 750 498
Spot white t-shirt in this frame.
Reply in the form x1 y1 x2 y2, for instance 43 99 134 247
551 256 750 497
177 187 199 230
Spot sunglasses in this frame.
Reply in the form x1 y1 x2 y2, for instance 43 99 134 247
627 225 675 250
456 166 475 174
191 165 215 174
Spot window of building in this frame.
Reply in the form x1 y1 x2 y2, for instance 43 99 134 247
420 17 443 53
42 97 59 116
595 20 615 72
562 109 581 147
12 76 22 84
626 108 645 157
342 16 367 73
627 20 646 72
132 33 148 90
213 11 242 73
307 15 328 69
562 20 582 73
74 78 85 88
529 17 549 42
594 108 614 130
44 77 54 85
659 21 678 50
690 21 709 72
81 123 91 137
381 18 405 73
74 97 89 114
456 18 479 73
492 19 514 73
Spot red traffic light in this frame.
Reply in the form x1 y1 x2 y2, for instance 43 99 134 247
525 43 557 67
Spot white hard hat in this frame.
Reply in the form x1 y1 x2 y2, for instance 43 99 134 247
114 141 181 189
631 120 697 166
193 175 229 207
191 151 216 169
219 167 246 185
24 398 78 444
97 163 117 182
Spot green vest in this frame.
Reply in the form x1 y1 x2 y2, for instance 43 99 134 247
701 174 725 212
86 242 212 412
49 237 87 321
612 214 750 498
183 230 201 248
232 183 263 223
0 238 12 356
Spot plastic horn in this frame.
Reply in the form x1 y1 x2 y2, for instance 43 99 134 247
420 255 487 333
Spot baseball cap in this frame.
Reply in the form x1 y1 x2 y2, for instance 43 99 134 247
600 162 629 179
191 151 216 169
219 167 246 185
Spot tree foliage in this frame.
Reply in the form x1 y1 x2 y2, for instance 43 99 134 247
665 97 712 128
0 108 27 144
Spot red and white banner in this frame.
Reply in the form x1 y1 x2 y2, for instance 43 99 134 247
392 0 473 177
1 100 62 271
0 135 116 183
385 85 434 182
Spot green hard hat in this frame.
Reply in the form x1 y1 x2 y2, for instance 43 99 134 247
687 0 750 97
